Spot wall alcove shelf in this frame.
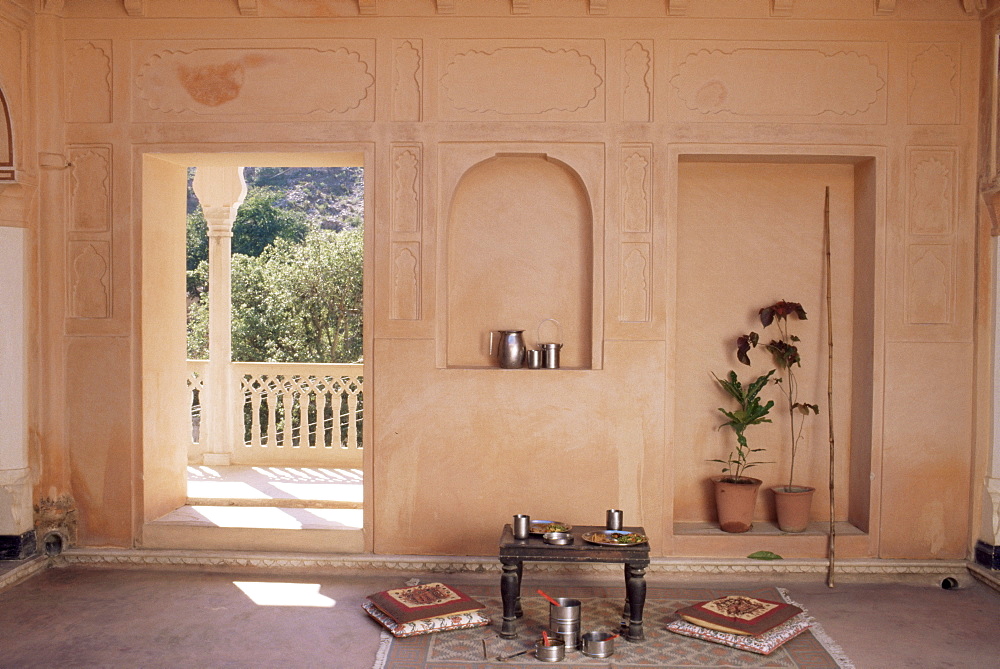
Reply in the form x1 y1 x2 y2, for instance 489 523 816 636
670 151 879 556
444 152 597 370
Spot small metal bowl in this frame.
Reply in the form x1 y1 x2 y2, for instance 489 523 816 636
543 531 573 545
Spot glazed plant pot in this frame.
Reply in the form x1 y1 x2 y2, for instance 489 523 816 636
772 485 815 533
712 476 762 533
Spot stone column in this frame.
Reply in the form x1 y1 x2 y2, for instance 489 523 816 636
192 167 247 466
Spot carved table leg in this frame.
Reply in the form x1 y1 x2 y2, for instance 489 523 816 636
500 559 523 638
623 561 647 641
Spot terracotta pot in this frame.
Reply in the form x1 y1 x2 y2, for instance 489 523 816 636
711 476 762 533
772 485 815 533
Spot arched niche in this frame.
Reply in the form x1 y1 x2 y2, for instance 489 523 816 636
0 84 13 182
446 153 594 369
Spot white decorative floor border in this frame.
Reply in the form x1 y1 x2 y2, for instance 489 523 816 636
0 555 48 593
47 548 970 581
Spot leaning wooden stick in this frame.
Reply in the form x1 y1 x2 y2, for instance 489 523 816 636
824 186 836 588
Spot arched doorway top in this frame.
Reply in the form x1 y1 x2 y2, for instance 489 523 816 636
0 84 13 182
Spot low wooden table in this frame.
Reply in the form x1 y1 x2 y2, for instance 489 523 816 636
498 524 650 641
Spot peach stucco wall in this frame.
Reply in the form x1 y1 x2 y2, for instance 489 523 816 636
0 0 990 560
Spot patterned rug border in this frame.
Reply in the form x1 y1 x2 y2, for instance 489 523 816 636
370 584 856 669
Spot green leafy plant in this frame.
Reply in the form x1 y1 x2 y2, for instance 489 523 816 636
710 369 776 483
739 300 820 491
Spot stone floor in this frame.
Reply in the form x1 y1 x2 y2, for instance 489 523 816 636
0 561 998 668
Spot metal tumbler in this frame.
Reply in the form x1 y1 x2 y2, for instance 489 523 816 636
606 509 623 531
513 514 531 539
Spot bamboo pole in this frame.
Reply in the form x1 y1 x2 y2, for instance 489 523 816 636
824 186 836 587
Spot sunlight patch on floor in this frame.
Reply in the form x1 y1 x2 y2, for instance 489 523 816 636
233 581 336 607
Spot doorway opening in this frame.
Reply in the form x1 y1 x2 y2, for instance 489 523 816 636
141 151 370 553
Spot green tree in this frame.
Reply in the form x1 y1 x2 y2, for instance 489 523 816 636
185 187 310 275
187 227 364 363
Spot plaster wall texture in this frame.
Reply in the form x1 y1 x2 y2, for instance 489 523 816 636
0 0 989 560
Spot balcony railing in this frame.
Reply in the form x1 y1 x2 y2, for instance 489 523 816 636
187 360 363 467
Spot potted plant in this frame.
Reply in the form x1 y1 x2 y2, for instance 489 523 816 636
741 301 820 532
709 368 775 533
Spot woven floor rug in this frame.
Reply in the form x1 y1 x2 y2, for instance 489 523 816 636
370 585 854 669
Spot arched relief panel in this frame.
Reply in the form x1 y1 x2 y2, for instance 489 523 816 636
66 40 112 123
438 143 605 370
392 39 422 122
390 144 423 321
66 144 127 336
888 146 972 342
618 145 653 325
132 40 375 122
622 40 652 122
0 83 13 182
907 43 959 125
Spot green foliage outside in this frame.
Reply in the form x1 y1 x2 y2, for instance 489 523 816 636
186 167 364 364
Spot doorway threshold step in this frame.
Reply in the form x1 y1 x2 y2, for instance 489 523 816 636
154 504 362 531
186 497 361 510
143 505 363 553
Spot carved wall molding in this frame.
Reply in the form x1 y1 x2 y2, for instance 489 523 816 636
37 0 64 14
53 549 970 578
771 0 794 17
669 43 886 123
237 0 259 17
963 0 987 14
69 242 111 319
908 43 959 125
436 0 455 14
440 41 605 121
667 0 688 16
134 43 375 121
875 0 896 15
392 39 422 121
390 144 423 322
623 41 652 122
69 146 111 233
358 0 377 15
512 0 530 14
589 0 608 15
66 41 113 124
619 144 653 325
123 0 144 17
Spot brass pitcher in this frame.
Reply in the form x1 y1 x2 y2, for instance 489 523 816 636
490 330 526 368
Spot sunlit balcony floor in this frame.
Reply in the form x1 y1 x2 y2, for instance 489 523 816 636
142 466 365 552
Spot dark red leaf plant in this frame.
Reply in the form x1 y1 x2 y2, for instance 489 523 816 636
739 301 820 492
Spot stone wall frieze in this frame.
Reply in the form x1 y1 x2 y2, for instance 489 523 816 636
358 0 377 15
907 43 960 125
669 41 887 124
440 40 605 121
436 0 455 14
589 0 607 15
66 40 112 124
134 41 375 122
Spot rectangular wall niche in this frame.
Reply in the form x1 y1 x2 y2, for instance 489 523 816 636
671 155 876 537
445 153 595 369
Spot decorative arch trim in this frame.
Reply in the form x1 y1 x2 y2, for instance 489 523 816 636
0 84 13 182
